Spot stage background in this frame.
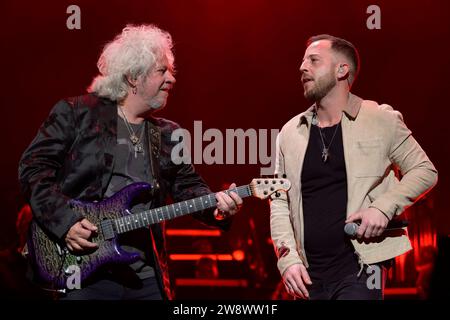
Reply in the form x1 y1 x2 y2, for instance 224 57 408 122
1 0 449 299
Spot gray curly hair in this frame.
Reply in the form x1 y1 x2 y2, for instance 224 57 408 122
88 24 175 101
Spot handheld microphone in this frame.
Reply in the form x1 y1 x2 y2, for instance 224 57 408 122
344 220 409 236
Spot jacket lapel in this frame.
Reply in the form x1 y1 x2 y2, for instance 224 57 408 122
98 98 117 193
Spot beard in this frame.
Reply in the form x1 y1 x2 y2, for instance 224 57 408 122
304 71 337 102
150 100 166 111
148 93 169 111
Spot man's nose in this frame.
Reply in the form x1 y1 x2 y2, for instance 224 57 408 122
299 60 308 74
166 72 176 84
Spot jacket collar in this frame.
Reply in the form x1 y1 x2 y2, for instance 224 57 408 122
298 92 363 126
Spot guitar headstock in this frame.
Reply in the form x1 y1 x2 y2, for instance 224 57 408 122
250 178 291 199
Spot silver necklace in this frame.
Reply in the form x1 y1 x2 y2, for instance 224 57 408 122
313 112 340 163
118 106 145 158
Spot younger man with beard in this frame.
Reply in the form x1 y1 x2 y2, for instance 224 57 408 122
270 34 437 300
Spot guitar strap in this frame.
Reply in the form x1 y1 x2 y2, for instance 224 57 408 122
146 119 161 193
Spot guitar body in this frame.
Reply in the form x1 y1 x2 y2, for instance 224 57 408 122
27 182 153 290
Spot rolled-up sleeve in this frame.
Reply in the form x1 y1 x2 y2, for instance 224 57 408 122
270 133 303 275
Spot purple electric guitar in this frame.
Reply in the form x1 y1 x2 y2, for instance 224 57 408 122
27 178 291 290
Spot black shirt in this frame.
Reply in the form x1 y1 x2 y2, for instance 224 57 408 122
301 122 359 283
104 116 156 279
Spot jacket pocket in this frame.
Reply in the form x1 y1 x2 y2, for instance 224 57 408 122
353 139 383 177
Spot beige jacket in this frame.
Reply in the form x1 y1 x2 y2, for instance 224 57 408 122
270 93 438 276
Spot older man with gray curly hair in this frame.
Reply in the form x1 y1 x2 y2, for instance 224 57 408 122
19 24 242 300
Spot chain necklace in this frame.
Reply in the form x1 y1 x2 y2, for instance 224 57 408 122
118 106 145 158
313 112 341 163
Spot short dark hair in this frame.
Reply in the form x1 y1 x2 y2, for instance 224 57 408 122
307 34 360 85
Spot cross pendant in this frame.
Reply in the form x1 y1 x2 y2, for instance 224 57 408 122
321 148 329 162
134 143 144 158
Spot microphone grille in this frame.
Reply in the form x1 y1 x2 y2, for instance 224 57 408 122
344 223 358 236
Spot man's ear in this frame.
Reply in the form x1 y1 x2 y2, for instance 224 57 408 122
337 63 350 80
124 74 138 88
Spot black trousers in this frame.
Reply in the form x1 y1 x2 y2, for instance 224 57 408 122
308 263 388 300
60 276 163 300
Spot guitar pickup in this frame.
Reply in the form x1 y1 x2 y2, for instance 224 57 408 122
100 220 116 240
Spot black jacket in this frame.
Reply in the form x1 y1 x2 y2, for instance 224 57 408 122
19 93 226 298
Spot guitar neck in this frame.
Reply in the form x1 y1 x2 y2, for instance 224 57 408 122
113 185 252 234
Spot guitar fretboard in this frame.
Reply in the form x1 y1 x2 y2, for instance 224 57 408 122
113 185 251 234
